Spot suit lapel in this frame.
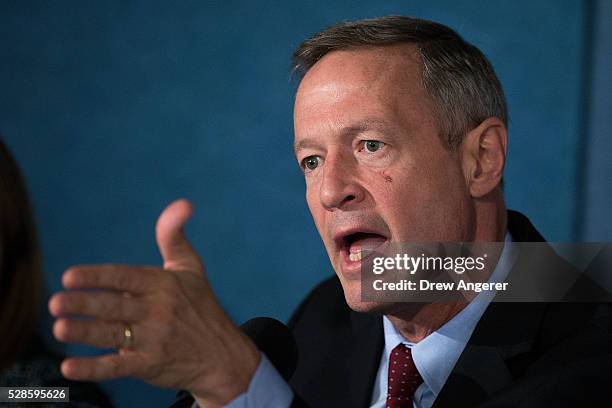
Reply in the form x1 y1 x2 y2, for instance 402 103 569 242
433 302 546 407
434 211 549 407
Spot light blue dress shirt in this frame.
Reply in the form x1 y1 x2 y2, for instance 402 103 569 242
370 233 516 408
222 233 517 408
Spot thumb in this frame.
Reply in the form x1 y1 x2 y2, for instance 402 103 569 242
156 199 203 272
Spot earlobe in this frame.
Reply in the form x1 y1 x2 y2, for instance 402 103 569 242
462 118 507 198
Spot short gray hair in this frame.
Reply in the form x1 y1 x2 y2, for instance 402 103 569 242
292 16 508 149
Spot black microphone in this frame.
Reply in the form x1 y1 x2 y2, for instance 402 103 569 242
240 317 298 381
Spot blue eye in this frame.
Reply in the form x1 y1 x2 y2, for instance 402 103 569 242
302 156 321 171
364 140 384 152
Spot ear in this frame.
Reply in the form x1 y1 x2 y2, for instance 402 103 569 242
461 117 508 198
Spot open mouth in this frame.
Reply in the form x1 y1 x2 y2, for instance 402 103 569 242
342 232 388 262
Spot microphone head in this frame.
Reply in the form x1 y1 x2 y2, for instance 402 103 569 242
240 317 298 381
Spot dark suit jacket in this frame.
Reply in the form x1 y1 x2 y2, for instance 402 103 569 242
172 211 612 407
289 211 612 407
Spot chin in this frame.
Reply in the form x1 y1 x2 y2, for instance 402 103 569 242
347 300 392 314
340 279 398 315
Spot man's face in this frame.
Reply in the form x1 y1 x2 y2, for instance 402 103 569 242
293 45 474 312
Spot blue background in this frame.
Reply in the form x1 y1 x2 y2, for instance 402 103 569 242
0 1 610 406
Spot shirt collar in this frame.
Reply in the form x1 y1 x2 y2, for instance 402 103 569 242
382 232 517 398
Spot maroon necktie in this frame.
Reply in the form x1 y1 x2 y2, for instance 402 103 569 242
386 343 423 408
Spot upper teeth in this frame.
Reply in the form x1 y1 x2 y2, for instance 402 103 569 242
349 250 362 262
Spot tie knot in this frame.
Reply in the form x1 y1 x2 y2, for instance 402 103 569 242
386 343 423 408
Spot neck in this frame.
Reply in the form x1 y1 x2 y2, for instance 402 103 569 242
472 189 507 243
387 192 507 343
386 301 467 342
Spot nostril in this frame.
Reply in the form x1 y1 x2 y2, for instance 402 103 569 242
340 195 356 206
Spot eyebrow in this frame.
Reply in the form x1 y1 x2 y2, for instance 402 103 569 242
293 119 394 156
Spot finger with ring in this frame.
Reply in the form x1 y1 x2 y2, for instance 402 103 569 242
121 323 135 349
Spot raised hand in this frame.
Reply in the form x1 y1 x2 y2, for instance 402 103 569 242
49 199 260 407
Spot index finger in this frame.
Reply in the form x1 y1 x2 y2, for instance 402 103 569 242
63 264 160 294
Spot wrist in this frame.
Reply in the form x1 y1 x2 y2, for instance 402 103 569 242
193 332 261 406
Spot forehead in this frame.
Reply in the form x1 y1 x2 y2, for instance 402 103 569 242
293 44 434 144
296 43 422 96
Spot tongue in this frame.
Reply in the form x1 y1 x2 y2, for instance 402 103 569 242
349 235 386 254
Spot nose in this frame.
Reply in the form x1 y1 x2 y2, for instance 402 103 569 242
319 152 366 211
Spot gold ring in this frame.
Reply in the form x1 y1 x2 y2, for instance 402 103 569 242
121 324 134 349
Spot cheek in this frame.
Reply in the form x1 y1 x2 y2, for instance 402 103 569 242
381 169 393 183
305 179 320 209
374 164 468 241
305 187 326 232
371 168 422 231
305 190 337 260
